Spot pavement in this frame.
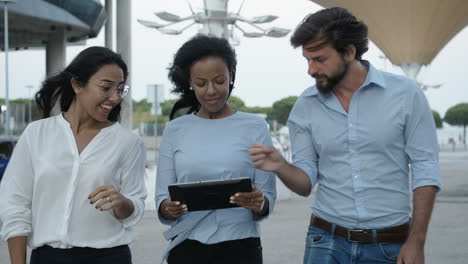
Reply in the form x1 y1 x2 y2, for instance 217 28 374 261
1 150 467 264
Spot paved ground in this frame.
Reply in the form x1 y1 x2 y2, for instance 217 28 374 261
1 150 467 264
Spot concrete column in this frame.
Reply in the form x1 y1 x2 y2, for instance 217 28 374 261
46 27 66 115
105 0 113 50
116 0 132 128
46 28 66 77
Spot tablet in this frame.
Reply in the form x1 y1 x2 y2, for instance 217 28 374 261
168 177 252 211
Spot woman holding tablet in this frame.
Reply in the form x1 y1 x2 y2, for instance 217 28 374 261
155 35 276 264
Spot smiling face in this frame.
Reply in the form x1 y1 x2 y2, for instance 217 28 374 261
190 56 234 119
72 64 125 123
302 41 351 94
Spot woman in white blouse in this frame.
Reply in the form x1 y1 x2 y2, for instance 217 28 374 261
0 46 147 264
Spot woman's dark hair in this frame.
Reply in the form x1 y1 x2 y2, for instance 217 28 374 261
167 34 237 120
290 7 368 60
35 46 128 122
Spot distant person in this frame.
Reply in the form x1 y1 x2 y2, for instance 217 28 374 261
449 137 456 152
0 46 147 264
249 7 440 264
155 35 276 264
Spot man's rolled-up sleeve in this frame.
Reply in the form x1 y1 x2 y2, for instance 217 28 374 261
404 83 441 191
287 118 318 192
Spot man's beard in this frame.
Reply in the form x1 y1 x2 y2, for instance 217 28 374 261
313 61 349 94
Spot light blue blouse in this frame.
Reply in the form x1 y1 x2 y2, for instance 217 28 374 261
155 111 276 245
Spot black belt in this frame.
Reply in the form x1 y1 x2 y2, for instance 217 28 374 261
310 215 409 243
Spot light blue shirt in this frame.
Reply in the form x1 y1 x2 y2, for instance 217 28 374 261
155 111 276 245
288 61 441 229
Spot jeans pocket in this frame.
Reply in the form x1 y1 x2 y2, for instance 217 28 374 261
378 243 403 261
305 226 329 246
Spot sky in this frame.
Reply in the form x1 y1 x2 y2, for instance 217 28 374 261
0 0 467 116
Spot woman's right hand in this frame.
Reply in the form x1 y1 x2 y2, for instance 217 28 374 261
160 198 188 220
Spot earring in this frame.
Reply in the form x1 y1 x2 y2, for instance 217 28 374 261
189 87 193 91
230 81 234 85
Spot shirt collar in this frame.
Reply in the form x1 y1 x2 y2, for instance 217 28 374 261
302 60 387 98
361 60 386 89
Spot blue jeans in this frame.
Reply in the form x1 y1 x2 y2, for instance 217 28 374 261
303 225 403 264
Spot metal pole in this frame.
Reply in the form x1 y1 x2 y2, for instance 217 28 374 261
116 0 132 128
26 85 32 123
154 85 158 161
4 2 11 136
105 0 114 50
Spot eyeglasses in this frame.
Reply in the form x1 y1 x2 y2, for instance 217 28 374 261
96 81 129 98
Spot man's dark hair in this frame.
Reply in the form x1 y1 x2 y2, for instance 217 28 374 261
167 34 237 120
290 7 369 60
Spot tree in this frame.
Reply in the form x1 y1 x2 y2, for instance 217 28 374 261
132 99 152 113
159 99 188 120
432 110 443 128
228 96 246 110
269 96 298 125
243 106 272 116
444 103 468 146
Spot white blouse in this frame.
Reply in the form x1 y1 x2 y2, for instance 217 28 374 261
0 114 147 249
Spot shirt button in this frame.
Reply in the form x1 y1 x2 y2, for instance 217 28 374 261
354 175 359 179
349 123 353 127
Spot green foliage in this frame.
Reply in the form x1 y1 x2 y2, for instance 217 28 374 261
228 96 246 110
243 106 272 116
269 96 298 125
432 110 443 128
160 99 178 116
132 99 154 128
11 98 31 104
444 103 468 126
444 103 468 145
156 115 169 124
132 111 154 127
228 96 272 116
132 99 152 113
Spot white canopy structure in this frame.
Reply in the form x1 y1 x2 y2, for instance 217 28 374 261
311 0 468 79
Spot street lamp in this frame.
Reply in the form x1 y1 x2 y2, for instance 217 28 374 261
1 0 16 136
138 0 290 46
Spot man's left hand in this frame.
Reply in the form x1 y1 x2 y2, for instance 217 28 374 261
397 235 425 264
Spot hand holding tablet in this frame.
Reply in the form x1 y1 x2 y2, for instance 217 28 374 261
168 178 252 211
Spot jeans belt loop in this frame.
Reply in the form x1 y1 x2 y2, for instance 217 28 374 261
330 223 336 239
372 229 378 243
